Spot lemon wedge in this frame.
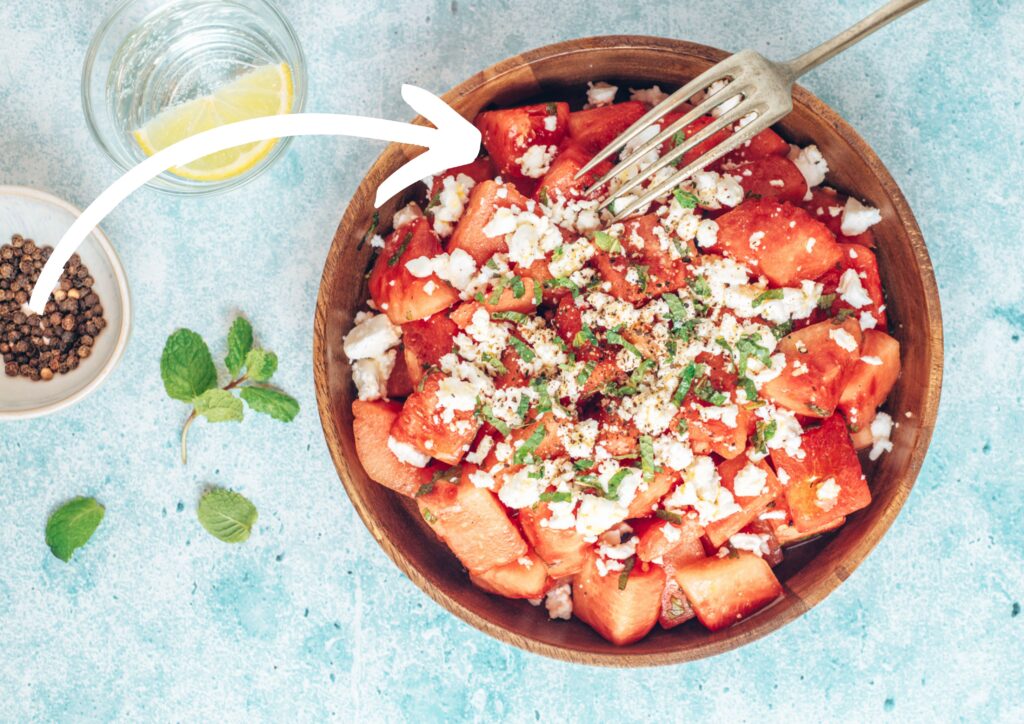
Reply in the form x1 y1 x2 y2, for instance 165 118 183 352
133 63 294 181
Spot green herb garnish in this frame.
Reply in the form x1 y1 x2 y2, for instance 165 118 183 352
606 328 644 358
673 189 699 209
630 358 654 386
754 419 778 454
477 403 511 436
545 277 581 299
656 509 683 524
197 488 258 544
387 231 412 266
618 555 636 590
604 469 631 501
735 333 772 376
672 362 702 406
45 497 104 562
817 293 837 310
539 490 572 503
662 292 687 321
577 361 596 385
481 352 508 374
752 288 785 308
738 376 760 404
513 425 548 465
639 435 656 483
509 336 536 362
687 275 711 297
491 310 529 324
693 377 728 406
573 325 599 348
510 276 526 299
356 211 380 250
594 230 623 254
162 318 299 465
771 321 793 340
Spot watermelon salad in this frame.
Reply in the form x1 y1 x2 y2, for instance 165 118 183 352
341 81 901 645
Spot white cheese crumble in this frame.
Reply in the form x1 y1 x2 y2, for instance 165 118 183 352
544 580 573 620
351 350 396 402
729 532 771 557
498 467 543 509
387 436 431 467
404 248 478 291
732 462 769 498
790 144 829 188
868 411 894 461
829 327 859 352
392 201 424 229
629 85 669 105
841 197 882 236
837 267 873 309
586 81 618 107
517 144 558 178
343 312 402 361
431 173 476 237
815 477 841 510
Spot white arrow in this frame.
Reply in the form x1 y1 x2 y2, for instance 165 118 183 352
27 84 480 314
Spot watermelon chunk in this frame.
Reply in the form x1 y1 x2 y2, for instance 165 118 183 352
476 102 569 179
714 199 843 287
673 552 783 631
390 370 481 465
448 180 530 265
417 478 528 573
567 101 647 154
839 329 901 433
770 414 871 532
705 457 783 548
368 217 460 324
762 317 863 418
519 503 590 578
573 552 665 645
471 550 550 599
351 400 433 497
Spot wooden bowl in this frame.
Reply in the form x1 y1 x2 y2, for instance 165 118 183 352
313 36 943 666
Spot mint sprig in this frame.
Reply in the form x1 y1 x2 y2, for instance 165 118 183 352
162 316 299 464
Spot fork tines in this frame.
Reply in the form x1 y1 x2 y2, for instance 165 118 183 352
575 50 777 221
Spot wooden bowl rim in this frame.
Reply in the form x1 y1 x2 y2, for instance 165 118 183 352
313 35 944 667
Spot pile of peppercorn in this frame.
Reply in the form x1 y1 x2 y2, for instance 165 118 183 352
0 234 106 381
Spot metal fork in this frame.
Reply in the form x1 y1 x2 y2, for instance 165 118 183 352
578 0 930 221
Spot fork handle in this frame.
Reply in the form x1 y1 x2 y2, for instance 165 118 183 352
784 0 931 79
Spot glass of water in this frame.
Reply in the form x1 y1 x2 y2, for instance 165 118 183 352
82 0 307 195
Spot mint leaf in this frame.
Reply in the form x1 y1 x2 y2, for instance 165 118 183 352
45 497 104 562
197 488 257 543
240 387 299 422
244 349 278 382
194 388 244 423
161 329 217 402
225 317 253 376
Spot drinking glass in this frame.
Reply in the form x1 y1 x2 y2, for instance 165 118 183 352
82 0 307 195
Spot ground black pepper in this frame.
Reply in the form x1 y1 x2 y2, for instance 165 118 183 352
0 234 107 381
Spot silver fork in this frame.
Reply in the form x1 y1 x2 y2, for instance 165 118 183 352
578 0 930 221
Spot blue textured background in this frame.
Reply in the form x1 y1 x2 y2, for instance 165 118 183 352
1 0 1022 721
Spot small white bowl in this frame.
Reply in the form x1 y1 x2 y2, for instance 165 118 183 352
0 186 131 420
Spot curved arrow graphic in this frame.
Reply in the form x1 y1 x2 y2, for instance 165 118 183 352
28 84 480 314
